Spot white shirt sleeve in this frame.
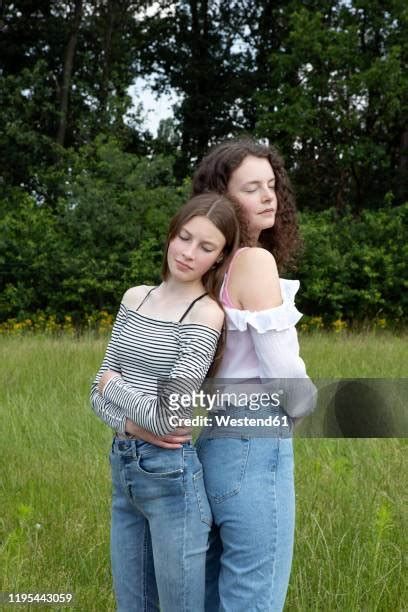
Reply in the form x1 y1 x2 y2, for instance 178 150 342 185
248 325 317 418
233 278 317 419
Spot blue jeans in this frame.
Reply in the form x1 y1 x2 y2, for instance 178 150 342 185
109 438 212 612
196 435 295 612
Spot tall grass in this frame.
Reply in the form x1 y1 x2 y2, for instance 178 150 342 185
0 332 407 611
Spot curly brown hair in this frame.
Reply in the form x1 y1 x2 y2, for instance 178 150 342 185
192 137 303 272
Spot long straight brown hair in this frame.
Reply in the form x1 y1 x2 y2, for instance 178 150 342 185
162 192 241 374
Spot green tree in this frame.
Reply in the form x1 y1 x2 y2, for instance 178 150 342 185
0 0 149 193
0 137 187 322
138 0 252 177
256 0 408 212
0 189 65 319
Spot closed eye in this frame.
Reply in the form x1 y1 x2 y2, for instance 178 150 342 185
243 183 275 193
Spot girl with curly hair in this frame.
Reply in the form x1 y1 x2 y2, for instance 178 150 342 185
189 138 316 612
125 138 316 611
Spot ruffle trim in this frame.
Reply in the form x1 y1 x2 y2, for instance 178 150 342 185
224 279 303 333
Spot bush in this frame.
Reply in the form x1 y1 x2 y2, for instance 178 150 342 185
0 136 406 330
295 203 407 327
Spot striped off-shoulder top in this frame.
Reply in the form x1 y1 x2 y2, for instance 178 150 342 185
90 288 220 436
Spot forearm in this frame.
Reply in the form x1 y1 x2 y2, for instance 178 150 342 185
101 376 193 436
90 382 127 433
91 375 167 439
89 302 129 431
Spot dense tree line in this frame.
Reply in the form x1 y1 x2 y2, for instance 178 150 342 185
0 1 407 324
1 138 406 327
1 1 406 205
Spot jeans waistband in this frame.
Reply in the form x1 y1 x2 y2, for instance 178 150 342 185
111 436 194 456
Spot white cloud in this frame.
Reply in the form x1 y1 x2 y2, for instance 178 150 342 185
128 78 179 135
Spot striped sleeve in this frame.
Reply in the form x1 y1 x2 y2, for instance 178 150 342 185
101 325 220 436
89 303 127 433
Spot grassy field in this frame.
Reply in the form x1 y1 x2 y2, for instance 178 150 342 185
0 332 407 611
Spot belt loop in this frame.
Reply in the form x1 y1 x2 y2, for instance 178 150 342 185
132 441 137 459
182 441 192 460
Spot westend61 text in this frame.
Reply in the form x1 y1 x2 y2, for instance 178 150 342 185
169 414 289 428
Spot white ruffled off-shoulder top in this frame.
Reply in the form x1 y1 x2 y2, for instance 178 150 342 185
218 248 316 418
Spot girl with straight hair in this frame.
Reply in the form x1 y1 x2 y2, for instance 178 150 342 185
90 192 240 612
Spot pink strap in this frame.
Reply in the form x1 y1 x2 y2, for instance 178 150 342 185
221 247 250 307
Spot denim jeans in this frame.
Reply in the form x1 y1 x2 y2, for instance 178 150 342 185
196 434 295 612
109 437 212 612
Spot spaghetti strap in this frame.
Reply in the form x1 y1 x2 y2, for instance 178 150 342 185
178 293 208 323
221 247 250 307
136 286 158 312
224 247 250 289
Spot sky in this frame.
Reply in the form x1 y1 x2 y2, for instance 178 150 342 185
128 77 178 136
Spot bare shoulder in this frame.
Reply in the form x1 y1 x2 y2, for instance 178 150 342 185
122 285 153 309
230 247 281 310
235 247 278 275
186 295 224 332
